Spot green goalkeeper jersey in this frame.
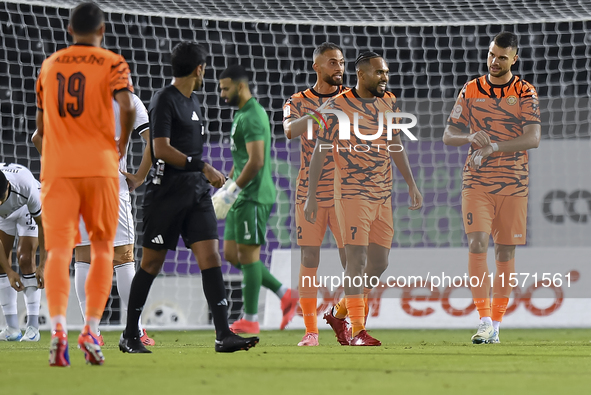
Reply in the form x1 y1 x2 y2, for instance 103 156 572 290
230 97 277 205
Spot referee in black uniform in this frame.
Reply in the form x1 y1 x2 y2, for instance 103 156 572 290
119 42 259 353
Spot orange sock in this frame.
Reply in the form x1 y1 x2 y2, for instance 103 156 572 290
363 287 371 318
45 247 74 318
492 258 515 322
85 241 115 320
345 296 365 336
468 252 491 318
299 265 319 334
334 297 348 319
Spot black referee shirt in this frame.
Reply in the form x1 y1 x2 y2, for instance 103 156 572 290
148 85 205 175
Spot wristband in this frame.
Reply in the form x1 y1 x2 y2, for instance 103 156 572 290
185 156 205 172
491 143 499 152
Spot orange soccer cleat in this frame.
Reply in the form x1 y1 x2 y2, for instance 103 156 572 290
78 325 105 365
140 329 155 346
230 318 260 334
49 324 70 367
280 289 298 330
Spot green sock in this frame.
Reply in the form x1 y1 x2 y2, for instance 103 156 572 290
257 260 282 293
241 262 262 315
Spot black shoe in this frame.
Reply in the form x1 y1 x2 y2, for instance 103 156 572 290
119 333 152 354
215 334 259 353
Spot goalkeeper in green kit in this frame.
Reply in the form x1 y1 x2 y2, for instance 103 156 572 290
214 65 296 334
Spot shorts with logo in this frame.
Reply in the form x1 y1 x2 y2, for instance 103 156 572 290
334 198 394 249
295 203 344 248
142 172 218 251
224 198 272 246
461 188 527 245
78 192 134 248
0 206 38 238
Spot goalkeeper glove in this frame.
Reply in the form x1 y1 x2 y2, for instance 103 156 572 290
212 179 241 220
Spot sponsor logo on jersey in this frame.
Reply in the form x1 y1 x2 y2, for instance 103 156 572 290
191 111 199 121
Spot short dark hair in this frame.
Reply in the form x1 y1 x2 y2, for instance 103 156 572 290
171 42 208 78
313 42 343 59
494 31 519 53
69 2 104 35
355 51 381 69
0 171 7 198
219 64 249 82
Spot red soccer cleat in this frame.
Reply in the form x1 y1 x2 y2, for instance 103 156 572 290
49 324 70 367
323 309 351 345
280 289 297 330
350 330 381 346
230 318 260 334
140 329 155 346
78 325 105 365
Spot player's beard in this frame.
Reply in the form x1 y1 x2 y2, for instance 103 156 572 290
367 83 386 98
489 66 510 79
226 92 240 106
323 73 343 86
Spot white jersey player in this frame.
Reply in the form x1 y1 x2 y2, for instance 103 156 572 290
0 163 46 341
76 93 154 346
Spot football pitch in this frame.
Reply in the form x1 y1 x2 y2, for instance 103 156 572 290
2 329 590 395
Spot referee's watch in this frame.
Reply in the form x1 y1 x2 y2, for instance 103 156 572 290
185 156 205 172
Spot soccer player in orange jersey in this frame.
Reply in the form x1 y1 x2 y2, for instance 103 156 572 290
443 32 541 344
283 42 349 346
34 2 135 366
305 52 423 346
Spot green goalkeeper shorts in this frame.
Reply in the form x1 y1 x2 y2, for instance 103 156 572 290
224 198 273 245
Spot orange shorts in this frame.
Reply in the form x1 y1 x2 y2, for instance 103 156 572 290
461 189 527 245
334 198 394 248
41 177 119 249
295 203 344 248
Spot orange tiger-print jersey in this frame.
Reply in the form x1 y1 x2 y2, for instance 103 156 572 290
447 75 540 196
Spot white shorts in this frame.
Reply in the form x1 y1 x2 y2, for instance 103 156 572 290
0 206 38 238
78 193 135 247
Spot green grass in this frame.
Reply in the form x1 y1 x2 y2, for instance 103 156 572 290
1 329 590 395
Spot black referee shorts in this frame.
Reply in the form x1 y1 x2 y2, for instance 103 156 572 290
142 172 218 251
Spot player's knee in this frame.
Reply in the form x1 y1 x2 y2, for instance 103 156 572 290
301 247 320 268
495 245 515 262
468 237 488 253
223 246 238 265
17 252 35 274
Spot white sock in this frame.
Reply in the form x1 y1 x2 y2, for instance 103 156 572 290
480 317 493 325
0 274 19 329
74 262 90 318
50 315 67 333
21 273 40 329
87 317 100 334
493 320 501 332
244 313 258 322
276 285 288 299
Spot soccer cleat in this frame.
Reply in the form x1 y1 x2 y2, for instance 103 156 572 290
140 328 155 346
0 326 22 341
350 330 381 346
490 330 500 344
323 309 351 345
78 325 105 365
297 332 319 346
96 334 105 346
215 333 259 353
230 318 260 334
20 326 40 342
280 289 297 330
471 322 495 344
49 324 70 367
119 333 152 354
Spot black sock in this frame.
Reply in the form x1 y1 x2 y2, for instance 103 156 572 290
124 268 156 338
201 266 232 340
